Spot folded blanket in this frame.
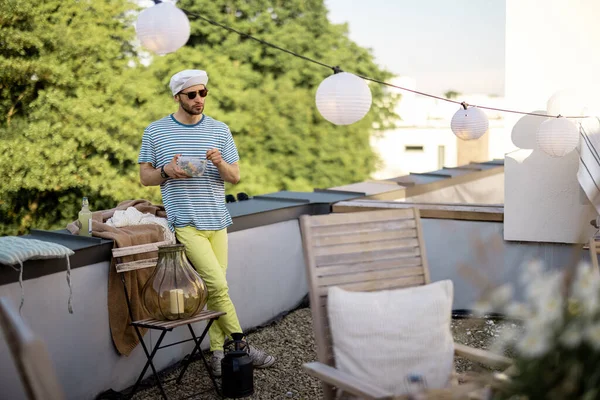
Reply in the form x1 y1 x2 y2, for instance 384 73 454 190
68 199 168 356
106 206 175 244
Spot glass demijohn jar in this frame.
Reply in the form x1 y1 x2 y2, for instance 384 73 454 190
142 244 208 320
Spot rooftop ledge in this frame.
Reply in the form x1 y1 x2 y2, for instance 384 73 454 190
0 160 505 286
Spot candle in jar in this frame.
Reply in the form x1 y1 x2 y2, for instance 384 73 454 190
169 289 185 314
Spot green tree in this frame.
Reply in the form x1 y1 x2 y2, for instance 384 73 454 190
0 0 166 235
149 0 399 195
0 0 398 236
444 90 461 100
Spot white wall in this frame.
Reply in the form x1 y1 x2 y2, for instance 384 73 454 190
0 219 308 400
371 127 458 179
504 0 600 243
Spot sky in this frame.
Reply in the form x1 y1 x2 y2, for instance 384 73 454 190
324 0 506 96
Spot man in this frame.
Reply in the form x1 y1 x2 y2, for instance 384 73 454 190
138 69 275 376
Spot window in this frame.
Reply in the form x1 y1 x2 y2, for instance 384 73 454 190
405 145 424 152
438 145 446 169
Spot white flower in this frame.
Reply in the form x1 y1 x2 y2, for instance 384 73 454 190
517 326 551 358
490 324 520 355
560 323 583 348
584 323 600 350
520 259 545 286
526 270 562 302
536 289 564 325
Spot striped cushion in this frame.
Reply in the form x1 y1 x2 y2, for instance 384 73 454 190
0 237 74 266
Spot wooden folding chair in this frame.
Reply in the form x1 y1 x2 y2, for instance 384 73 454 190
112 242 225 400
299 208 512 400
0 297 66 400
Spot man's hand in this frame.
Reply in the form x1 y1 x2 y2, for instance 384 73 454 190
164 154 190 178
206 148 223 166
206 148 240 184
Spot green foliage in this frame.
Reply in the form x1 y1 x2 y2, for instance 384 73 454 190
0 0 398 236
444 90 461 100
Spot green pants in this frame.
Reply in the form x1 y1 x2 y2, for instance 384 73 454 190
175 226 242 352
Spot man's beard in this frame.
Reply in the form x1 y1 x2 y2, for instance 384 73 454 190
180 100 203 115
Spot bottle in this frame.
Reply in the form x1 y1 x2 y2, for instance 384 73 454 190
78 197 93 237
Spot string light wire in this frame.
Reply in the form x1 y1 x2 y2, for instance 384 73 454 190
157 1 591 120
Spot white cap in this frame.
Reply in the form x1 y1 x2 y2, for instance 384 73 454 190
169 69 209 96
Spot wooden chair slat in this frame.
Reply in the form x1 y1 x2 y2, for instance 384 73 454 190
111 240 172 258
318 266 425 287
115 258 158 273
316 257 423 277
312 219 416 237
312 229 417 247
317 274 426 296
316 247 421 267
307 208 415 227
314 238 419 257
132 310 226 330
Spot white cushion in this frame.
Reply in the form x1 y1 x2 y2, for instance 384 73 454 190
327 280 454 396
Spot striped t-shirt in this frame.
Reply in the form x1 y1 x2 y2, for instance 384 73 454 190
138 114 239 232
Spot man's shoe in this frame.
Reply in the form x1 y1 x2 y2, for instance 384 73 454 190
246 345 275 368
210 350 224 377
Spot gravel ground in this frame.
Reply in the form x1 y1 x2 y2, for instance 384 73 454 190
131 307 514 400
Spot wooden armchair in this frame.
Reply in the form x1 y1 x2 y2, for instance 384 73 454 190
299 208 512 399
0 297 66 400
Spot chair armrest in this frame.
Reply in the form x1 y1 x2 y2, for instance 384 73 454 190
303 362 394 400
454 342 512 369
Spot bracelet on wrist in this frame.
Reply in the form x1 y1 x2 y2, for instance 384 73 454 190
160 165 170 179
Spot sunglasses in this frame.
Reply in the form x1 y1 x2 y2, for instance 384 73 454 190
180 88 209 100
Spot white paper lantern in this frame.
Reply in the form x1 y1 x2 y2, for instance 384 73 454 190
315 72 372 125
136 2 190 55
547 88 588 117
450 106 489 140
536 117 579 157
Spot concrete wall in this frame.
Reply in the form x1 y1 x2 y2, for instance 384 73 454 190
504 112 597 244
504 0 600 244
422 218 588 309
0 219 307 400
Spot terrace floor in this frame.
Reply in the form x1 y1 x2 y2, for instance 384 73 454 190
128 306 513 400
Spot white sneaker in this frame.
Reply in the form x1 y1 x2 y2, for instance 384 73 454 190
210 350 224 377
246 345 275 368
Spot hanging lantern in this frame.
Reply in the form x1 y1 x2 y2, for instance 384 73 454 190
547 88 588 117
536 116 579 157
450 104 489 140
315 69 372 125
135 2 190 55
